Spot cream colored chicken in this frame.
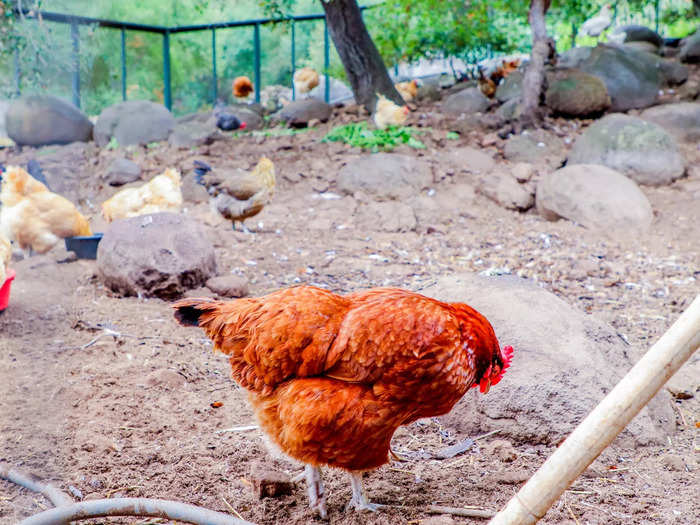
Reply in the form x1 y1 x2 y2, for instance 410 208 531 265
101 168 183 222
395 79 418 102
0 166 92 255
293 67 320 95
373 94 409 129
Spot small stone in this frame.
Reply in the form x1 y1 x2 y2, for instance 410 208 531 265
485 439 518 462
250 464 293 499
659 454 685 471
105 157 141 186
206 275 249 298
511 162 536 183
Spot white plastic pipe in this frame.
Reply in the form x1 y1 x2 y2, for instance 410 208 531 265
490 294 700 525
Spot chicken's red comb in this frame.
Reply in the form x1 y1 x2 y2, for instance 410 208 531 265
501 345 514 370
240 121 247 130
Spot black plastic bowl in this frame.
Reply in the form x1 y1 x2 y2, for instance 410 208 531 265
64 233 104 260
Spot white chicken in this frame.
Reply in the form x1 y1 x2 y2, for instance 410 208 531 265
580 4 613 39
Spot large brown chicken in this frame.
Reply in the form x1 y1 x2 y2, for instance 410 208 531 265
173 285 513 518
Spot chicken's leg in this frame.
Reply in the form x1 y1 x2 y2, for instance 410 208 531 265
347 471 382 512
305 464 327 520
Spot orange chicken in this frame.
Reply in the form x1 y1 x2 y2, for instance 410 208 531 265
0 166 92 254
373 94 409 129
101 168 182 223
395 79 418 102
293 67 320 95
233 76 254 99
173 285 513 518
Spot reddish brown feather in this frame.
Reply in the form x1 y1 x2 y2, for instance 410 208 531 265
172 285 508 471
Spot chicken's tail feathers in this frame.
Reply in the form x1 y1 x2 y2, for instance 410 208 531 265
172 298 220 327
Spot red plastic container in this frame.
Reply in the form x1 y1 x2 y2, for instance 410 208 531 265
0 269 15 311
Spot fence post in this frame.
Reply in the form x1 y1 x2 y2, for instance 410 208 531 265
654 0 660 33
570 22 577 49
253 23 261 104
211 28 217 104
70 21 80 108
13 48 21 97
291 19 296 101
163 29 172 111
120 28 127 101
323 16 330 103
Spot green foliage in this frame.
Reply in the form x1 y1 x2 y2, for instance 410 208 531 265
322 122 425 152
366 0 529 65
446 131 459 140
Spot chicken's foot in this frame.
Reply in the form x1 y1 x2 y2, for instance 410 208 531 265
347 471 383 513
305 464 327 520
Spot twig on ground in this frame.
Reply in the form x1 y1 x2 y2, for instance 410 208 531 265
0 463 74 507
216 425 259 434
17 497 254 525
428 504 495 519
221 497 245 522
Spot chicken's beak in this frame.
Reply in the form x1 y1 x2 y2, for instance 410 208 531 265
479 377 491 394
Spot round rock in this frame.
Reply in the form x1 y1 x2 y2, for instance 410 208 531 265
567 113 685 186
337 153 432 200
94 100 175 147
422 273 673 447
546 69 611 117
536 164 653 234
97 212 216 299
6 95 93 147
441 87 490 116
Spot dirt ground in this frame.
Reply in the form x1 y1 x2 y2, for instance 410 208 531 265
0 100 699 525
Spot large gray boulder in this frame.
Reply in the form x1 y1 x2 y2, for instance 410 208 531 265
307 75 354 104
277 99 332 127
5 95 93 147
97 212 216 299
442 87 490 115
568 113 685 186
94 100 175 147
536 164 653 233
423 273 673 447
169 113 220 148
610 25 663 47
545 69 611 116
640 102 700 143
573 45 661 111
337 153 432 200
679 32 700 63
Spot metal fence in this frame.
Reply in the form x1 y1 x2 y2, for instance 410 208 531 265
10 6 370 111
7 0 693 114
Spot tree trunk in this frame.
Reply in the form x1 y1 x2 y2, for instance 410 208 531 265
320 0 403 112
519 0 550 128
